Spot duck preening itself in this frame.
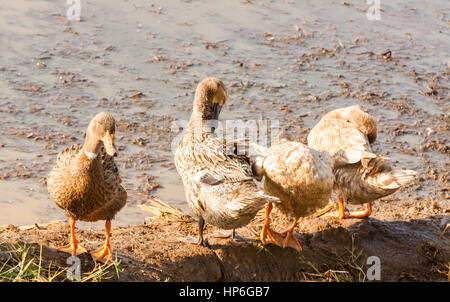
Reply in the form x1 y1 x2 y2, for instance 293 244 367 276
47 112 127 263
174 77 280 246
307 105 417 219
251 139 334 251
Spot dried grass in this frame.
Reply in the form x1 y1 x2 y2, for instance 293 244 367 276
139 197 191 222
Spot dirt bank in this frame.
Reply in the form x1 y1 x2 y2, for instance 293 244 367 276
1 198 448 282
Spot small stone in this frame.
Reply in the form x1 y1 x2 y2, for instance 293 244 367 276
104 45 114 51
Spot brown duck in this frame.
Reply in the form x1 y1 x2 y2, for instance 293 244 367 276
47 112 127 263
307 105 417 219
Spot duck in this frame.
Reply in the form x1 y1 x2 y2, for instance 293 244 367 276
251 139 334 251
47 112 127 263
307 104 417 219
174 77 279 246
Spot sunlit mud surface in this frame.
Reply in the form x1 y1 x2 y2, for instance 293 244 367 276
0 0 448 230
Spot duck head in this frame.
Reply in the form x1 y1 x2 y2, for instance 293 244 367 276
192 77 228 120
339 105 377 144
84 112 118 158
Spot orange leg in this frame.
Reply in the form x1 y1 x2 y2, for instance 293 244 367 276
339 196 372 219
338 196 348 219
58 217 87 256
280 218 302 251
260 203 283 247
90 220 113 264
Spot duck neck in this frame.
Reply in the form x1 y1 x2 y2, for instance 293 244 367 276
81 132 101 160
187 110 203 131
193 86 216 120
187 88 216 137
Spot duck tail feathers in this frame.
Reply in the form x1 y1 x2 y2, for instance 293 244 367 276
391 169 417 186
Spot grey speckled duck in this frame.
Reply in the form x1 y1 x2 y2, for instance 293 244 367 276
252 139 334 251
47 112 127 263
307 105 416 219
174 77 279 246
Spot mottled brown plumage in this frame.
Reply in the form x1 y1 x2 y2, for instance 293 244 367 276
48 144 126 221
47 112 127 262
307 105 416 219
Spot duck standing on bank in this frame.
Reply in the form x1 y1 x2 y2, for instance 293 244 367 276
307 105 417 219
174 77 279 246
47 112 127 263
252 139 334 251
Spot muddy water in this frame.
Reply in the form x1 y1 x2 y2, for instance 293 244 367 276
0 0 448 229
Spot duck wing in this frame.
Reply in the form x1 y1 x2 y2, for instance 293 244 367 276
192 136 280 213
95 146 127 219
308 117 376 167
47 144 83 207
49 144 83 176
193 135 255 183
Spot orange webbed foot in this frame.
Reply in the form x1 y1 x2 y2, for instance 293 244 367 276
58 217 87 256
90 220 114 264
90 244 113 264
278 217 302 251
260 224 284 247
281 229 302 251
260 202 285 247
58 242 87 256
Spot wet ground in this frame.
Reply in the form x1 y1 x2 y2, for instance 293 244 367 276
0 0 448 281
0 203 448 281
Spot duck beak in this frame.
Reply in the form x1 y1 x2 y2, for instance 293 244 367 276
102 131 118 157
213 103 222 120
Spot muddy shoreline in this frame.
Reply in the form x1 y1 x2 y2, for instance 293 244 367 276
1 200 449 281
